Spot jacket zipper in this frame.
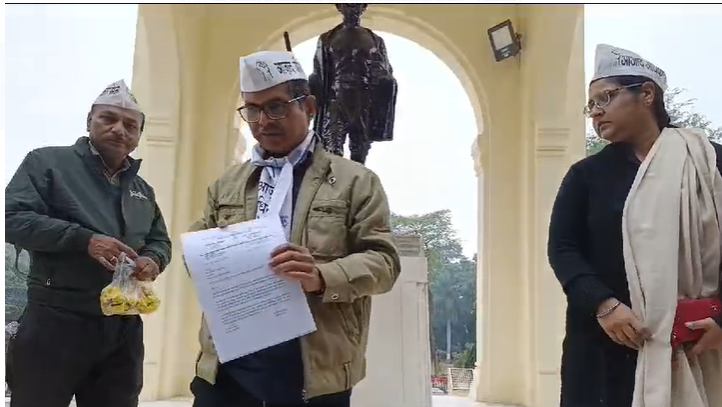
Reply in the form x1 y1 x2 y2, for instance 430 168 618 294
301 321 310 403
119 182 128 238
344 362 352 389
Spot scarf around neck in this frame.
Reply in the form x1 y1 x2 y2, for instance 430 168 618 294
250 131 316 239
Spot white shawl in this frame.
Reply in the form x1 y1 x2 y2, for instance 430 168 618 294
622 127 722 407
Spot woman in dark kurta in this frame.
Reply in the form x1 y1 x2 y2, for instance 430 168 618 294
548 45 722 407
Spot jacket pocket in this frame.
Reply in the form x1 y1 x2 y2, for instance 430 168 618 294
354 296 371 333
336 302 361 345
307 200 349 258
216 204 246 227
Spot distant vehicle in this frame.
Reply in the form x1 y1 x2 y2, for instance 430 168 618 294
431 375 448 394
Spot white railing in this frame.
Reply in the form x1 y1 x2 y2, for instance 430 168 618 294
447 367 474 391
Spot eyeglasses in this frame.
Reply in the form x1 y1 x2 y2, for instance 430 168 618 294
237 96 306 123
583 83 643 117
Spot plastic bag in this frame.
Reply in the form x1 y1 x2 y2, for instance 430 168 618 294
5 322 19 338
99 253 161 316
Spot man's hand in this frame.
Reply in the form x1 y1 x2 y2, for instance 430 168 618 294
269 243 324 293
686 317 722 356
597 298 651 350
132 256 160 282
88 234 138 271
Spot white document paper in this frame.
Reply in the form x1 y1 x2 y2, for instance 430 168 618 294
181 216 317 363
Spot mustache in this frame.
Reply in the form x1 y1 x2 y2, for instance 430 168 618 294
259 127 284 136
105 133 128 142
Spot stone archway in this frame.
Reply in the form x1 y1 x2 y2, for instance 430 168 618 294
231 28 484 397
133 5 585 405
231 25 484 406
236 17 489 384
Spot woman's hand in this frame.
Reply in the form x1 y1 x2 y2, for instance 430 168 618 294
597 298 651 349
686 318 722 356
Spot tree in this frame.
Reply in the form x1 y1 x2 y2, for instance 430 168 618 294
454 343 476 369
391 210 465 269
390 210 476 365
586 87 722 155
430 256 476 360
5 243 29 323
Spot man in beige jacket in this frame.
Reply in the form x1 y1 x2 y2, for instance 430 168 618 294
188 50 401 407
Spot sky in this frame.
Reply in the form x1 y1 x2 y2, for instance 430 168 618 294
5 4 722 257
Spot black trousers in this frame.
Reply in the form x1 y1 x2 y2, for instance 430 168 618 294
7 302 144 407
190 368 352 407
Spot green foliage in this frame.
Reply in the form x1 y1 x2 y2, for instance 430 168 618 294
586 133 607 156
391 209 465 267
586 87 722 156
5 243 29 322
390 210 477 363
453 343 476 369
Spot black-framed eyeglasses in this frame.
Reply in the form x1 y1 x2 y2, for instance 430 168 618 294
237 96 306 123
583 83 643 117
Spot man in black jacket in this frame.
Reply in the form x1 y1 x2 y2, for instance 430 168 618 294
5 80 172 407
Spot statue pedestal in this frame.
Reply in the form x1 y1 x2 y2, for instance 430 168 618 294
351 235 432 407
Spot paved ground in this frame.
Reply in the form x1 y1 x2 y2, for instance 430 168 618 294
433 395 516 407
6 394 515 407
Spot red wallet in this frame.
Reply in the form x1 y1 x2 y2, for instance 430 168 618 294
671 297 722 348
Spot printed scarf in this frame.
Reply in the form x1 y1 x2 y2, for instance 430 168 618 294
250 131 316 238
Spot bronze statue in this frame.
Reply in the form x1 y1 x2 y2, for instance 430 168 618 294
309 4 398 165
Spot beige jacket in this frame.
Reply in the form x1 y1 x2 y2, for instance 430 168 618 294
189 143 401 399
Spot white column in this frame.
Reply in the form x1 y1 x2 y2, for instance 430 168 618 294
469 135 486 403
471 118 528 406
528 126 571 407
351 235 432 407
136 121 181 401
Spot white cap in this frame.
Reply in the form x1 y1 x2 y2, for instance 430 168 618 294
93 80 143 112
239 50 307 93
591 44 668 92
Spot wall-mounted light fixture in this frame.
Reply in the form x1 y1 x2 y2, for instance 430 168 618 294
487 19 522 62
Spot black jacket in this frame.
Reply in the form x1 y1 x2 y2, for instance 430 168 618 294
5 137 172 315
